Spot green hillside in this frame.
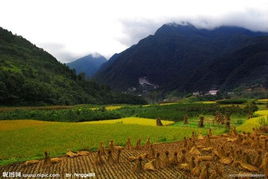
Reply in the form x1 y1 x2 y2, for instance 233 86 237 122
0 27 146 105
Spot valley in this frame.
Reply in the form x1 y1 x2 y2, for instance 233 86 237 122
1 18 268 178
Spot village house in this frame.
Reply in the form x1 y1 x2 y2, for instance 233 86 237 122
192 91 200 96
208 89 219 96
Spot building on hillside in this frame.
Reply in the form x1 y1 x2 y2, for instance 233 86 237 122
208 90 219 96
192 91 200 96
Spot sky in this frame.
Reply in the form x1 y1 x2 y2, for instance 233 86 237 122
1 0 268 63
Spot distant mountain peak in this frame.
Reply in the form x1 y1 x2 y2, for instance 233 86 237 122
67 53 106 77
165 22 195 27
155 22 199 36
86 52 103 58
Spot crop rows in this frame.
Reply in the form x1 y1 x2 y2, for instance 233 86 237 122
1 129 267 178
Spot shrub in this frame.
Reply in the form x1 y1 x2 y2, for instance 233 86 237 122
216 99 247 104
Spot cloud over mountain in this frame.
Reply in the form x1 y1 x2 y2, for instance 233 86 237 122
1 0 268 62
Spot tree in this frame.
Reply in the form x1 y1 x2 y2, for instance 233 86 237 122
0 81 7 103
77 72 86 81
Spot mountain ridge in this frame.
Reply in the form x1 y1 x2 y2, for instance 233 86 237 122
94 24 268 93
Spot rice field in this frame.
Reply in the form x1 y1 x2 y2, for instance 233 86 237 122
105 105 123 110
0 101 266 168
0 119 208 166
194 101 217 104
172 114 245 130
89 105 124 111
0 120 54 131
255 109 268 116
237 109 268 132
142 102 178 107
82 117 174 126
257 98 268 103
159 102 178 106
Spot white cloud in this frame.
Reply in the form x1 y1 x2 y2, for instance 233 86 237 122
0 0 268 62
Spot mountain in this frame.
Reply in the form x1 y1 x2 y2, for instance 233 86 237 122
67 54 106 77
193 36 268 91
0 27 146 105
94 23 268 93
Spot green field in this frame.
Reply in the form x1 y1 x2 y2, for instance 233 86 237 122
0 119 215 166
0 99 267 166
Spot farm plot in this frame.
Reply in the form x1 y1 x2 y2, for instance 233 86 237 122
0 119 208 166
1 130 267 178
82 117 174 126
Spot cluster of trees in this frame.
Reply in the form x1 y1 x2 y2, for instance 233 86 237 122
0 107 123 122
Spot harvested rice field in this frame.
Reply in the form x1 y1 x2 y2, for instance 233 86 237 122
1 131 267 178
